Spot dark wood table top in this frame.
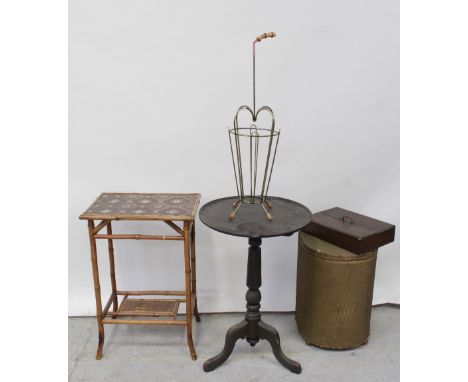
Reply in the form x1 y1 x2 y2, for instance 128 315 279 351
199 196 312 238
79 193 201 221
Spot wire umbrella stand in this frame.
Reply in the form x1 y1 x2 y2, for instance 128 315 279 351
228 32 279 221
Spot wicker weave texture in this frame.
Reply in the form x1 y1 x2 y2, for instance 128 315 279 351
295 232 377 349
119 298 179 318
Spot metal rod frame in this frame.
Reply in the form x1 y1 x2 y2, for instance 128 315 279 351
228 36 280 221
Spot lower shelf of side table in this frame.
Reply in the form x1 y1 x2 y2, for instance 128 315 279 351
118 298 180 318
95 289 200 361
101 291 193 326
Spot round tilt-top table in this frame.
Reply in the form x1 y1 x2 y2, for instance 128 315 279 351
199 196 312 374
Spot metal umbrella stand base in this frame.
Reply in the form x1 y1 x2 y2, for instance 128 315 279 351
203 238 301 374
228 32 280 222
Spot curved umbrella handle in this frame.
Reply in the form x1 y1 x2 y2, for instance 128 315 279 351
252 32 276 114
255 32 277 42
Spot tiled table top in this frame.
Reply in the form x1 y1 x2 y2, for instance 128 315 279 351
79 193 201 221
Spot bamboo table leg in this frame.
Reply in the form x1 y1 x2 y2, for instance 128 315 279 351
191 221 201 322
184 221 197 360
107 222 118 318
87 220 105 360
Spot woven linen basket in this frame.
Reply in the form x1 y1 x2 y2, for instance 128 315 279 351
295 207 395 350
296 232 377 349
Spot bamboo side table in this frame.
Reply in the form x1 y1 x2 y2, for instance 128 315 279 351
79 193 201 360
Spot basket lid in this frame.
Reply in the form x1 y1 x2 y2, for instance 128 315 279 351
303 207 395 254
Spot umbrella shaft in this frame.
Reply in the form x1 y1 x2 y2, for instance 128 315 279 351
253 52 256 116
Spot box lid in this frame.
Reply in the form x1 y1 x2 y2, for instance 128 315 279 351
303 207 395 254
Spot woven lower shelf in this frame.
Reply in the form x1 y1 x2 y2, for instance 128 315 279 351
116 298 180 318
101 292 190 325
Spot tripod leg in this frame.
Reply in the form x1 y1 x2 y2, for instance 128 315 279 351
258 320 301 374
203 319 248 372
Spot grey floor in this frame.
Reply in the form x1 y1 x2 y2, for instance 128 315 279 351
69 306 399 382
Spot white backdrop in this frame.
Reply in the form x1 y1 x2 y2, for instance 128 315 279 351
69 0 399 316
